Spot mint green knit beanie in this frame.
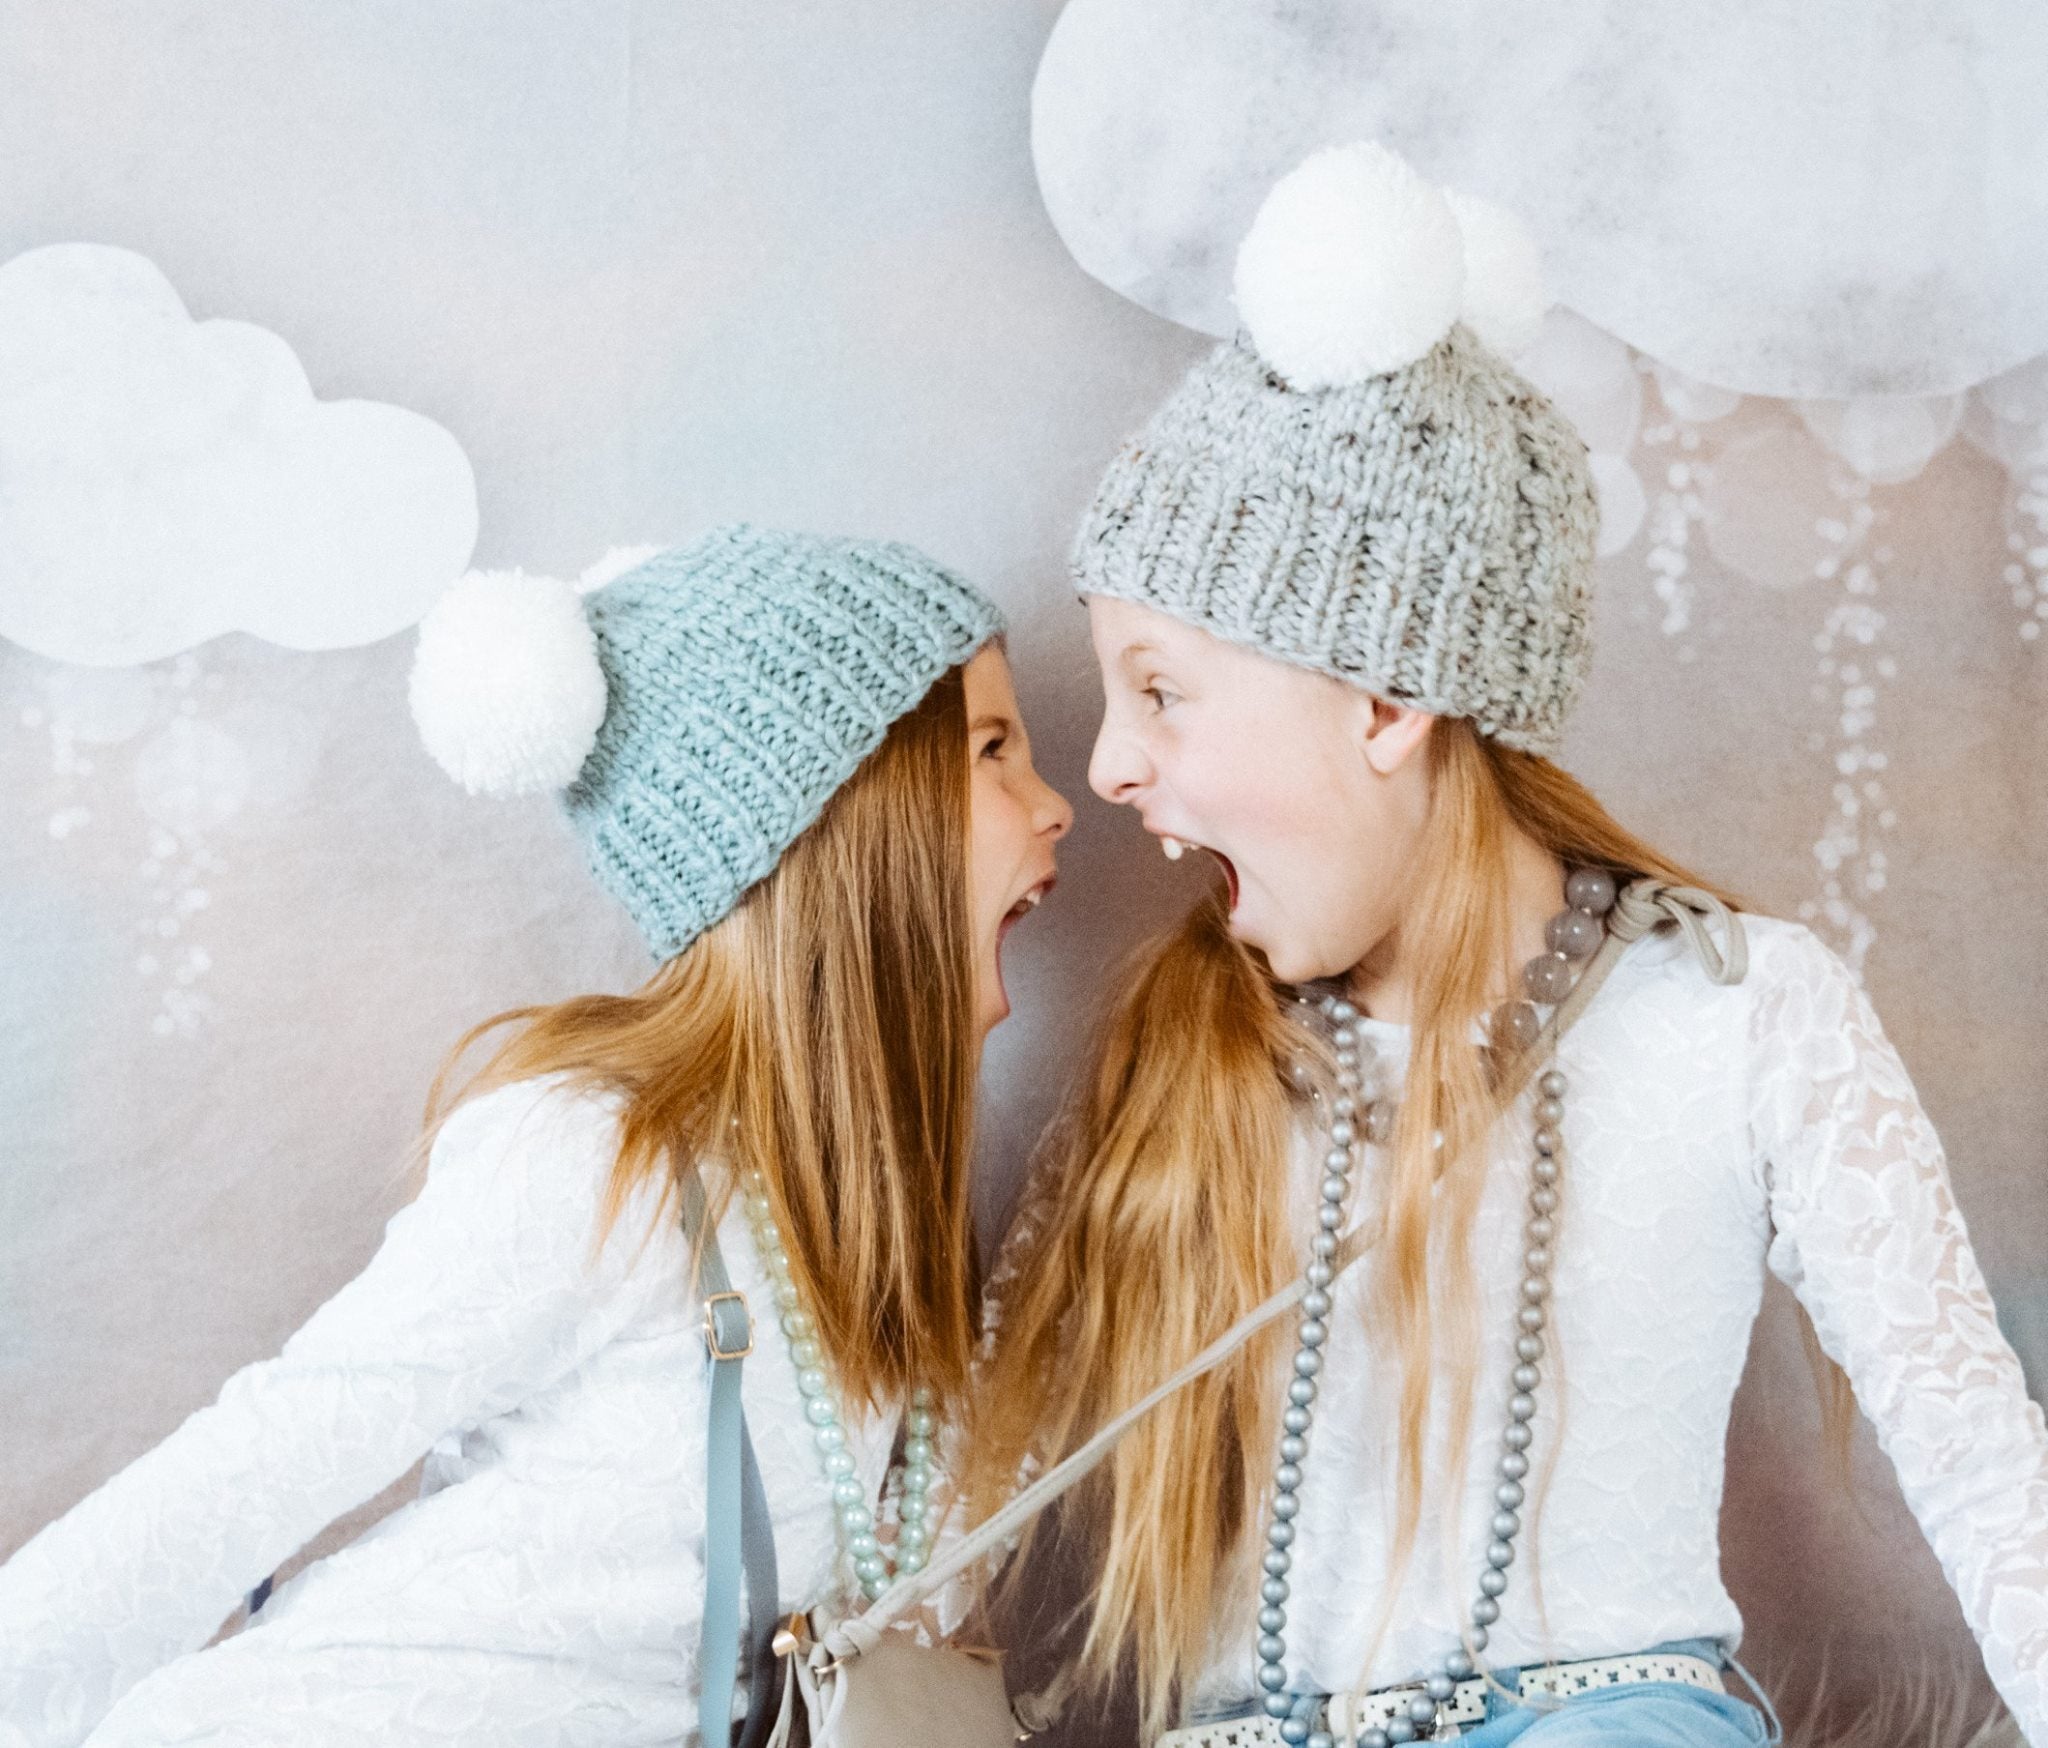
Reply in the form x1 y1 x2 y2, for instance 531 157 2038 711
410 523 1004 960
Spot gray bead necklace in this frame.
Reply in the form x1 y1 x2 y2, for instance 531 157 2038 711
1255 868 1620 1748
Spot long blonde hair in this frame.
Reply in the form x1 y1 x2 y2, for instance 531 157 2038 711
969 718 1853 1737
419 665 982 1415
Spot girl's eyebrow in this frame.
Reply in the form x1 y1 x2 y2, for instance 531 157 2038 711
969 713 1016 734
1118 643 1162 672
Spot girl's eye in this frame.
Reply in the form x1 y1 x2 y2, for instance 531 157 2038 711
1143 685 1176 711
979 734 1008 761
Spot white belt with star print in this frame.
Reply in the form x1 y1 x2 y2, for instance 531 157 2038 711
1155 1651 1727 1745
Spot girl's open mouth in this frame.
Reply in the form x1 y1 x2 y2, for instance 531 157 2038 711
1163 839 1236 908
1161 834 1240 911
998 877 1055 942
1209 848 1240 910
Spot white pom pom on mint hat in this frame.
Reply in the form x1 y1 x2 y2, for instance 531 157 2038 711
1232 141 1466 390
409 569 608 797
1444 187 1549 359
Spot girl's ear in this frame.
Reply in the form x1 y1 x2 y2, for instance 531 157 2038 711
1358 695 1436 776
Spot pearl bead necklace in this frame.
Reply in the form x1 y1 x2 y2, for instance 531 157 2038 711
1255 868 1619 1747
741 1170 939 1602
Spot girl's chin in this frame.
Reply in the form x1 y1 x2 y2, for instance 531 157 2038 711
1229 919 1287 976
1231 916 1330 985
980 934 1011 1029
1255 946 1312 983
1225 900 1270 953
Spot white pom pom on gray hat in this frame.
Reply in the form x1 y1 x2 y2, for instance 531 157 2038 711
1232 140 1466 390
1075 140 1595 758
409 569 607 797
1231 140 1551 387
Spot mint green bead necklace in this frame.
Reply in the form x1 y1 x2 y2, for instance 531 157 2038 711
741 1170 939 1602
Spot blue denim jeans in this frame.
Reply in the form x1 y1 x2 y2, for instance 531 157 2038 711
1194 1641 1781 1746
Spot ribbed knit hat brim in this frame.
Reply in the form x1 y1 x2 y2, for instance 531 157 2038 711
1073 327 1598 756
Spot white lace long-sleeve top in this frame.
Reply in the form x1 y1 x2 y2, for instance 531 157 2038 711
1187 916 2048 1741
0 1075 894 1748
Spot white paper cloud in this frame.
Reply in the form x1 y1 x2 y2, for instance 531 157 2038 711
1031 0 2048 398
0 244 477 667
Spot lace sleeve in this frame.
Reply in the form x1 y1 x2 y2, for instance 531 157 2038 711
1752 927 2048 1742
0 1078 654 1748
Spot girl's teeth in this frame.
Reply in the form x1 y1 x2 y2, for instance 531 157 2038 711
1162 835 1186 862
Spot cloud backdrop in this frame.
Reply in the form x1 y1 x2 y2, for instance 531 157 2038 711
0 244 477 666
1032 0 2048 397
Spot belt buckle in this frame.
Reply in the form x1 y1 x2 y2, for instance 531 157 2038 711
701 1289 753 1360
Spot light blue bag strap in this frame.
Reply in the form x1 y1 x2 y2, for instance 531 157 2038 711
680 1166 780 1748
734 1421 779 1742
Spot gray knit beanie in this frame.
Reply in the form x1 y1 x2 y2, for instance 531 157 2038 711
1072 142 1599 757
411 524 1003 960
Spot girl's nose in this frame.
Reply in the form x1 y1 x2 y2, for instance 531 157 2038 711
1040 777 1075 840
1088 719 1146 805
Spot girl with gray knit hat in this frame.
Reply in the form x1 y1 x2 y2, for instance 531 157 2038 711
969 144 2048 1747
0 524 1070 1748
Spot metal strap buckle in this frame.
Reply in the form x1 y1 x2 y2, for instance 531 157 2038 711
702 1289 753 1360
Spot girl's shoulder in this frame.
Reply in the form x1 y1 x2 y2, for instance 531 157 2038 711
1626 911 1894 1115
1728 913 1875 1044
1732 910 1850 987
1613 907 1849 1006
427 1071 635 1191
1595 911 1864 1079
419 1074 689 1282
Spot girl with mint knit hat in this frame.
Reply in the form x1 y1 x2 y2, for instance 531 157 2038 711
970 144 2048 1747
0 524 1071 1747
